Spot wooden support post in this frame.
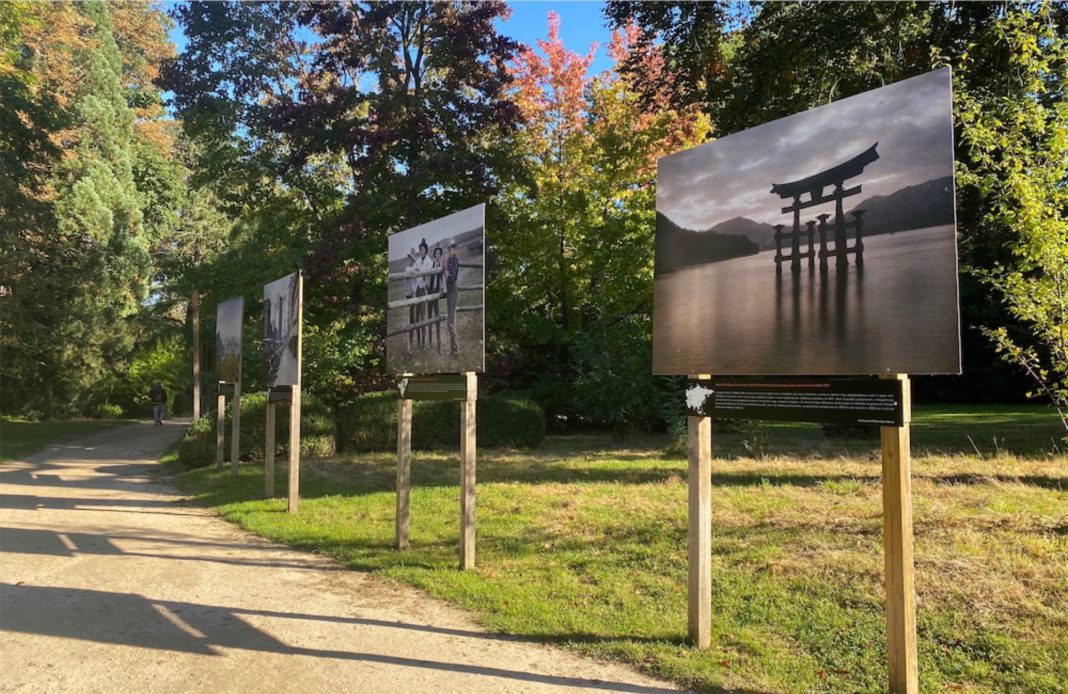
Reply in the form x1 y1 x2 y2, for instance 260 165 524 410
192 289 200 422
835 183 849 269
230 381 241 477
688 374 712 649
459 372 477 570
881 373 918 693
396 397 412 550
215 392 226 471
774 224 784 274
287 385 301 514
818 214 830 272
805 220 816 268
265 400 276 498
854 210 866 266
790 196 802 272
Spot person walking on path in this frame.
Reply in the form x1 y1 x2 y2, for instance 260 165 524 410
445 239 460 356
149 382 167 426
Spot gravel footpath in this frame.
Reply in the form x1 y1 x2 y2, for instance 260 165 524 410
0 420 688 694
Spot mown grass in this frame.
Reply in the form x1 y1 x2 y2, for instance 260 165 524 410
0 417 136 462
162 404 1067 693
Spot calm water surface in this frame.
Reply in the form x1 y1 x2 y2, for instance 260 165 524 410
652 225 960 375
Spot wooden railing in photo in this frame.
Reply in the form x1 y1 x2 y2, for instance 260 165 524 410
771 142 879 274
386 263 484 353
394 373 478 570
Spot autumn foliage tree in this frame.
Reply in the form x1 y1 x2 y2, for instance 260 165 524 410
493 13 710 427
0 1 180 416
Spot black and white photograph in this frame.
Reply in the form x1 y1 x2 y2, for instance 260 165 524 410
653 68 960 376
386 204 485 374
263 271 301 387
215 296 243 384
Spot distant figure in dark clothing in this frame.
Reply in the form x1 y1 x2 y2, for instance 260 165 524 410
445 239 460 356
149 382 167 426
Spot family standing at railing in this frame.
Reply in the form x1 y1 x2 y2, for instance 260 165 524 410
404 237 459 357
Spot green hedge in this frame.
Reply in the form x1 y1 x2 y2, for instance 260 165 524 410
336 391 545 451
176 391 336 469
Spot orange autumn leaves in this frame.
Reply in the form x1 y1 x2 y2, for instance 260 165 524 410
508 11 711 182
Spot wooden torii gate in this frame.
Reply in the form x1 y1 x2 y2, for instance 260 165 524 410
770 143 879 273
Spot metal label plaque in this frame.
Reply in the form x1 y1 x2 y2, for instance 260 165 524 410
397 374 471 401
686 377 905 427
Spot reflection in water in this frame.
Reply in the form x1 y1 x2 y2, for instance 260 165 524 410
652 225 960 375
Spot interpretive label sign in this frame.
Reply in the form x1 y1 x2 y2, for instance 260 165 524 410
397 374 470 401
685 377 905 426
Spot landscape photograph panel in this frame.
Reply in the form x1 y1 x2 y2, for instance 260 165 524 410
653 68 960 376
386 204 485 375
263 272 300 387
215 296 243 384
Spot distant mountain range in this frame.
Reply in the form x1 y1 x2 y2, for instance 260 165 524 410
655 213 760 274
655 176 955 274
846 175 955 234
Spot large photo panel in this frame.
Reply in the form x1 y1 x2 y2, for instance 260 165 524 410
263 271 301 387
386 204 485 374
215 296 244 384
653 68 960 376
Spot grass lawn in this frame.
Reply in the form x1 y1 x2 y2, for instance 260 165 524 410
0 418 136 462
162 404 1067 693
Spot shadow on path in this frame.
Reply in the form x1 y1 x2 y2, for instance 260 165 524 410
0 583 689 694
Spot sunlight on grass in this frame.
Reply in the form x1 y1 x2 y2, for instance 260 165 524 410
162 405 1068 693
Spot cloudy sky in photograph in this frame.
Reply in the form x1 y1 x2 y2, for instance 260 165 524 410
388 204 485 263
657 68 954 230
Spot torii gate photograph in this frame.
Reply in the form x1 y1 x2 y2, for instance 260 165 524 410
652 68 961 377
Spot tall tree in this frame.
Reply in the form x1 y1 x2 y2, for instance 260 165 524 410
607 1 1067 403
161 1 522 404
494 13 710 426
0 1 178 416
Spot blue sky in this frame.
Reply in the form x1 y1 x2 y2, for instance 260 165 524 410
165 2 618 75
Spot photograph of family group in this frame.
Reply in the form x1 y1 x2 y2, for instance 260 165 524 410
653 68 960 377
386 204 485 375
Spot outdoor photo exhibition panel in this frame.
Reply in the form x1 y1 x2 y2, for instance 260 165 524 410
654 69 959 694
653 67 959 377
387 204 485 570
262 271 303 512
215 296 243 476
386 203 485 375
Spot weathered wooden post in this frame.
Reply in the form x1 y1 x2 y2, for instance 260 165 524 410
853 210 866 266
881 373 918 693
805 220 816 268
774 224 785 274
790 195 802 272
459 371 477 570
192 289 201 422
688 374 712 649
264 395 276 498
396 396 412 549
817 214 831 271
230 380 241 477
215 390 226 471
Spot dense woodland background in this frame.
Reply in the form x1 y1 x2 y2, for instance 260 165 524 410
1 1 1065 431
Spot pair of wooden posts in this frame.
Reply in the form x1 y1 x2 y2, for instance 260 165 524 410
395 372 478 570
687 373 918 693
214 384 302 513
